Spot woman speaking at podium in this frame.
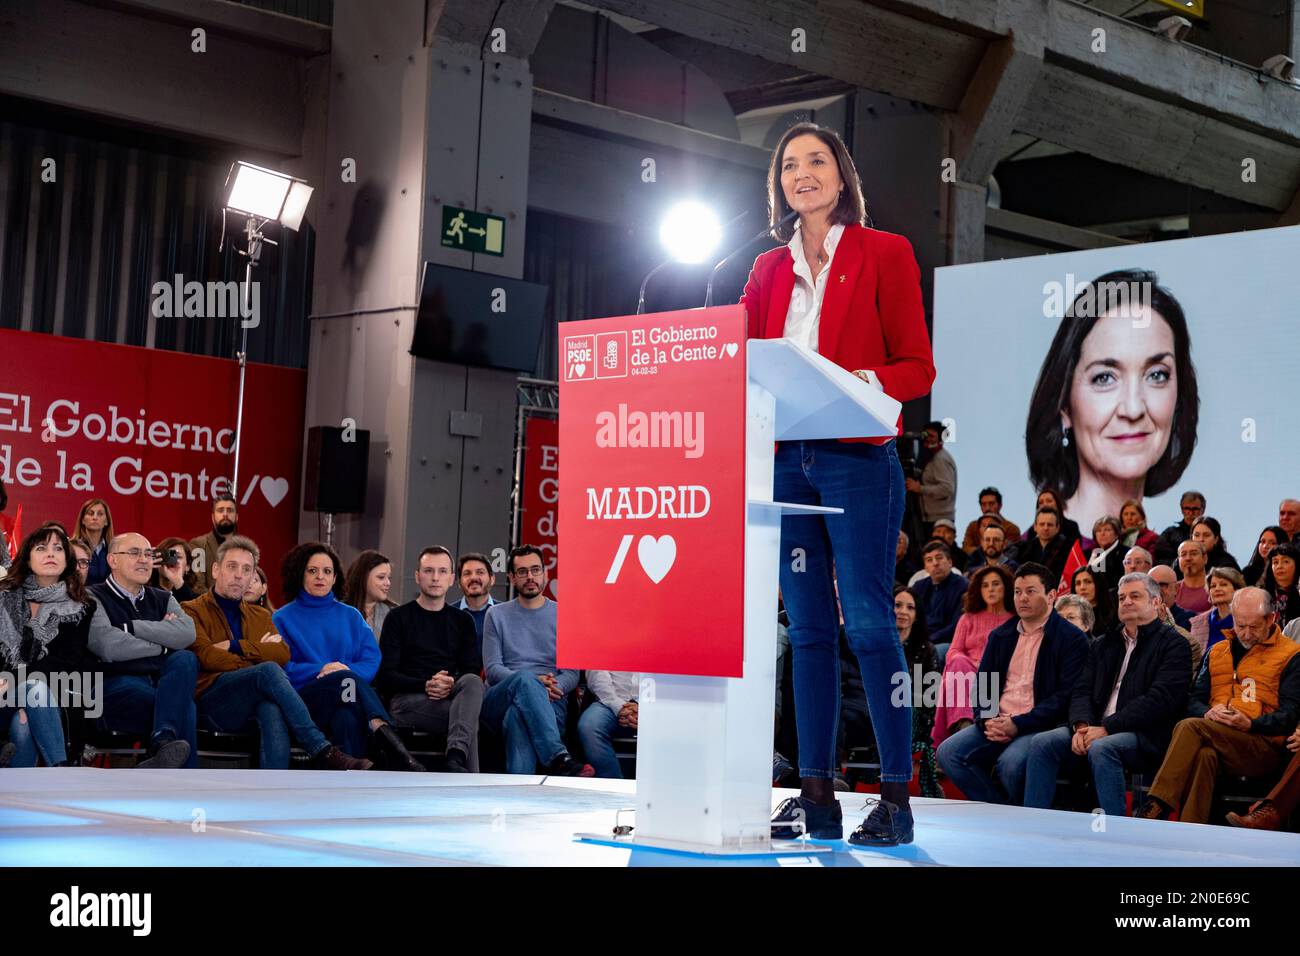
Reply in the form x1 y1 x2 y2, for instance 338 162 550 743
741 122 935 846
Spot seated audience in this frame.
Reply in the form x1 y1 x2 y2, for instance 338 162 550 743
930 520 967 573
71 497 114 586
1191 517 1239 573
1149 563 1195 630
966 522 1018 574
1023 573 1191 817
188 495 239 594
1086 515 1126 590
1054 594 1095 635
69 538 93 585
482 545 591 776
88 532 197 768
1189 567 1244 683
1241 525 1288 588
273 542 424 770
1226 725 1300 830
377 547 483 773
1119 498 1159 554
342 549 395 642
1138 588 1300 824
1174 540 1212 615
454 551 499 653
184 536 370 770
1262 542 1300 628
1153 490 1206 567
960 486 1021 555
579 670 640 780
1070 566 1115 639
1016 507 1070 584
894 531 919 587
0 524 94 768
935 563 1089 806
1277 498 1300 543
1122 546 1154 576
244 566 275 612
932 565 1014 746
912 541 967 664
149 536 200 604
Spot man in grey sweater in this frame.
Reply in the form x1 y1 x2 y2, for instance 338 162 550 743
905 420 957 536
88 532 199 768
482 545 591 776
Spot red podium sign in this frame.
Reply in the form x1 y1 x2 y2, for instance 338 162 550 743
557 305 746 677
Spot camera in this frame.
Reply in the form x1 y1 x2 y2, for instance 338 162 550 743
157 548 183 569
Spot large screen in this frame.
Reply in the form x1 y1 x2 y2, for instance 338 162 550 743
411 261 549 373
932 225 1300 556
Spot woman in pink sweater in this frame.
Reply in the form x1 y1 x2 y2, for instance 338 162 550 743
931 564 1015 746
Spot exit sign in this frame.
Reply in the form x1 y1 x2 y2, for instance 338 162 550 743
441 205 505 256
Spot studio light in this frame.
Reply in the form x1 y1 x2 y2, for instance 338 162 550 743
658 201 722 264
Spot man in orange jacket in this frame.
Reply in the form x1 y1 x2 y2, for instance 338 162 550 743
1137 588 1300 824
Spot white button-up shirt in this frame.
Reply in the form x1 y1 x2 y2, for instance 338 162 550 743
1103 628 1140 719
782 221 845 353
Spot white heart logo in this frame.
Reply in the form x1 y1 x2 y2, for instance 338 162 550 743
574 363 587 377
637 534 676 584
548 579 558 597
260 476 289 508
724 342 738 358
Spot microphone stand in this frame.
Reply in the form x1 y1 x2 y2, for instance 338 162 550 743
704 209 797 308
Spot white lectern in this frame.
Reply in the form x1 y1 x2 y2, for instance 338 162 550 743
580 337 901 855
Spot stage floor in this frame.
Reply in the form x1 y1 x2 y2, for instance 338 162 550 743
0 768 1295 867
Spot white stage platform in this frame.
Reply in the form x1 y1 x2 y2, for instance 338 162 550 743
1 769 1295 867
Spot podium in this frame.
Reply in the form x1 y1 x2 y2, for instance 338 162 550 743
557 305 900 855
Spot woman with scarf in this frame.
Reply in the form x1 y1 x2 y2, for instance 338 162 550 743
0 522 94 767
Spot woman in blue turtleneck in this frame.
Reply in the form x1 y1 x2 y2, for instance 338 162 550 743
272 542 425 770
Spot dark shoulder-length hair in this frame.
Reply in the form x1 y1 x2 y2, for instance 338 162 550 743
963 564 1015 614
149 536 199 593
1242 525 1289 585
766 122 868 242
1025 269 1199 501
0 522 89 604
1262 542 1300 602
342 549 395 613
893 583 930 646
280 541 345 602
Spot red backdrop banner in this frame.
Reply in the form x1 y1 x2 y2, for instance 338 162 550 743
0 329 306 588
519 414 559 599
557 305 746 677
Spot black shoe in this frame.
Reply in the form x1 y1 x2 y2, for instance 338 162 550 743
546 753 595 777
374 724 427 772
311 745 374 771
773 751 795 785
443 748 471 773
0 742 16 768
847 798 914 847
137 738 190 770
771 796 843 840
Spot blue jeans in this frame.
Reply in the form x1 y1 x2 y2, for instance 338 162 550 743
297 669 390 759
578 701 632 779
99 651 200 768
199 663 332 768
0 679 66 766
1024 725 1162 817
776 439 911 781
482 671 569 773
936 722 1036 805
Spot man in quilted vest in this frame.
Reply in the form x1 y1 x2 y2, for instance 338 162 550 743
1136 588 1300 823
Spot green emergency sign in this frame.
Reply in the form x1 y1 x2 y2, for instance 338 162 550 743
441 205 505 256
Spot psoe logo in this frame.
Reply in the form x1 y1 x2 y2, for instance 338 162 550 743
596 331 628 379
50 886 152 936
564 335 596 382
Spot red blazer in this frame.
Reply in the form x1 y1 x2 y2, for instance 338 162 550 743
740 224 935 443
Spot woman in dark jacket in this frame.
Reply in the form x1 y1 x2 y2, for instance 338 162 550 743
0 522 94 767
1262 542 1300 628
1191 517 1240 574
149 536 200 604
1241 525 1288 587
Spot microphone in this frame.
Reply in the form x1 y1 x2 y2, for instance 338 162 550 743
635 209 750 315
704 209 797 308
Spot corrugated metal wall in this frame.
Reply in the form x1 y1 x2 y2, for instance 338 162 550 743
0 102 314 368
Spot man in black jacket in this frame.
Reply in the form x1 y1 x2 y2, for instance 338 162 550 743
88 532 198 768
1152 490 1205 567
1016 508 1071 584
936 563 1089 805
1022 572 1191 817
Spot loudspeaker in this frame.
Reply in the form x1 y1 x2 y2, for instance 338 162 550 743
303 426 370 514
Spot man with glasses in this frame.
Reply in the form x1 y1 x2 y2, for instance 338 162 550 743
480 544 592 776
377 547 484 772
88 532 199 768
1153 490 1206 568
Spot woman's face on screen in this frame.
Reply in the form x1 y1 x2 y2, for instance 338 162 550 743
780 134 843 220
1062 305 1177 486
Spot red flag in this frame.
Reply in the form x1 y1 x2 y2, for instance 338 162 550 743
1 505 20 561
1058 539 1087 592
